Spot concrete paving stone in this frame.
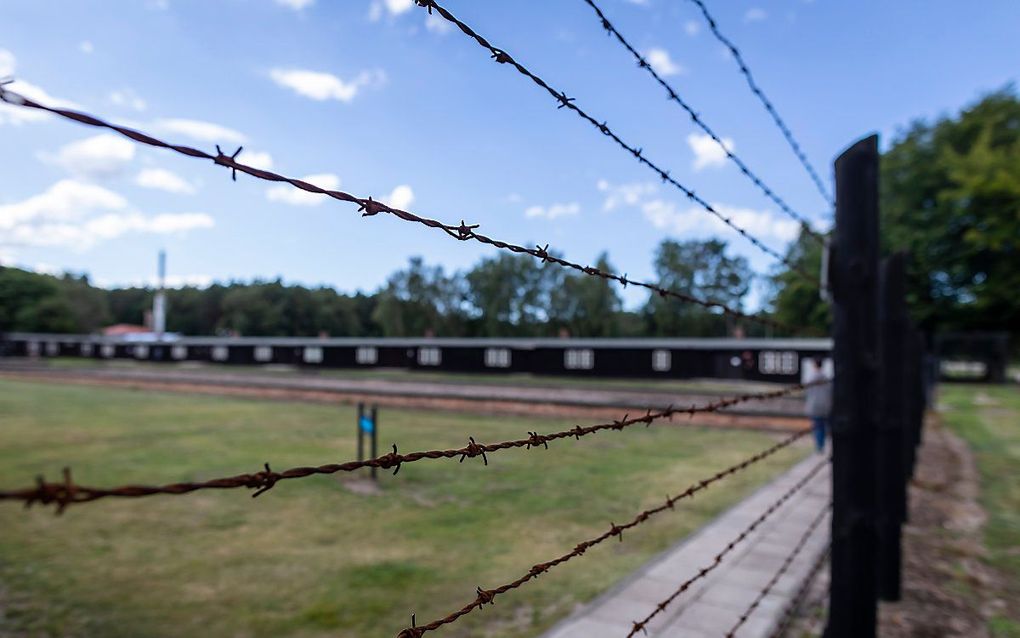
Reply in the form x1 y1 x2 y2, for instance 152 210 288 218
589 594 661 627
658 599 743 633
721 565 775 590
647 553 714 581
696 580 760 611
733 551 787 573
545 617 632 638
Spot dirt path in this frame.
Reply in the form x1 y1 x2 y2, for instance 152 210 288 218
779 414 1015 637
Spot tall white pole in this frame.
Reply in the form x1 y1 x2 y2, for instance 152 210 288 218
153 250 167 337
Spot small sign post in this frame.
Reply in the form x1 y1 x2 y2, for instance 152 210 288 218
357 403 379 480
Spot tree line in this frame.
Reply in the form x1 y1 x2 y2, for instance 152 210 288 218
2 88 1016 342
0 238 772 338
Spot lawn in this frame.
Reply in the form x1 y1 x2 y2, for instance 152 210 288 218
0 379 807 638
939 384 1020 636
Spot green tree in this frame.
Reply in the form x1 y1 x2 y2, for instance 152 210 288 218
644 239 752 337
549 252 622 337
372 257 465 336
464 252 561 336
881 86 1020 335
767 228 830 335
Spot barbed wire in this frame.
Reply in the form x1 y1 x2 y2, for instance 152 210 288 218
625 456 829 636
685 0 834 205
408 0 820 284
768 543 830 638
0 87 811 335
725 501 832 637
578 0 825 244
0 382 822 513
394 427 811 637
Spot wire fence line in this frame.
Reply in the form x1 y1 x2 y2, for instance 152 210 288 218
408 0 820 284
395 427 811 637
0 87 813 336
0 381 822 513
768 543 830 638
578 0 825 244
624 456 829 637
685 0 834 205
725 501 831 637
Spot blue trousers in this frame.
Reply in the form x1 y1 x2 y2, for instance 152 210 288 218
811 417 828 451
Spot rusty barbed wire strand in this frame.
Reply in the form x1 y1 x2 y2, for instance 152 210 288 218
624 456 829 637
0 381 823 514
767 543 830 638
0 88 811 335
685 0 833 205
408 0 820 284
578 0 825 245
725 500 832 637
394 426 812 637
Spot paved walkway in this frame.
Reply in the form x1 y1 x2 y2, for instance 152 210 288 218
542 454 831 638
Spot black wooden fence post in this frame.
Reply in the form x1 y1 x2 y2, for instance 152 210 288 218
877 252 908 601
827 134 881 638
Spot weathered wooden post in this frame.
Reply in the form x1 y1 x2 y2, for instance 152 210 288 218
827 134 881 638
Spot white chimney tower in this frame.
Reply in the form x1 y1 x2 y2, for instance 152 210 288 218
153 250 167 337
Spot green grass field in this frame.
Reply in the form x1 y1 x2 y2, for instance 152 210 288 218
0 379 806 638
940 384 1020 636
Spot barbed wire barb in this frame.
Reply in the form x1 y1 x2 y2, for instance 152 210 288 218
578 0 826 244
409 0 821 283
0 86 815 335
685 0 834 205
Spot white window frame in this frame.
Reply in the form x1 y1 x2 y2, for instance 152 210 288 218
171 345 188 360
356 346 378 365
134 345 149 359
564 349 594 370
254 345 273 362
759 350 799 375
652 349 671 372
418 347 441 366
484 348 511 368
101 344 116 358
45 342 59 356
303 346 323 364
81 343 94 357
27 341 40 357
212 345 229 362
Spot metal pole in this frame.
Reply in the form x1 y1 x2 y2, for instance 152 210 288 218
827 134 881 638
370 405 378 481
357 402 365 463
877 253 907 601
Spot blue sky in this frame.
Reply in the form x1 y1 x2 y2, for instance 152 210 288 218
2 0 1018 310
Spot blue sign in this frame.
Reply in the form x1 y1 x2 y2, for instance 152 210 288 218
359 415 375 434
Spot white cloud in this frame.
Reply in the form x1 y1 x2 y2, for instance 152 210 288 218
524 202 580 220
369 0 413 21
684 21 700 36
0 179 127 230
0 50 82 126
269 68 386 103
425 12 452 34
645 48 684 77
42 133 136 179
597 179 657 212
643 200 799 244
236 149 274 170
383 184 414 210
744 8 767 22
266 173 341 206
136 168 195 194
154 118 246 144
0 179 213 250
687 132 734 171
109 89 147 112
275 0 314 9
79 41 94 54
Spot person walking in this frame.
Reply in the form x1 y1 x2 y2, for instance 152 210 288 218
804 356 832 452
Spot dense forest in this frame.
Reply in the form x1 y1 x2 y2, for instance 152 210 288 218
2 89 1017 341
